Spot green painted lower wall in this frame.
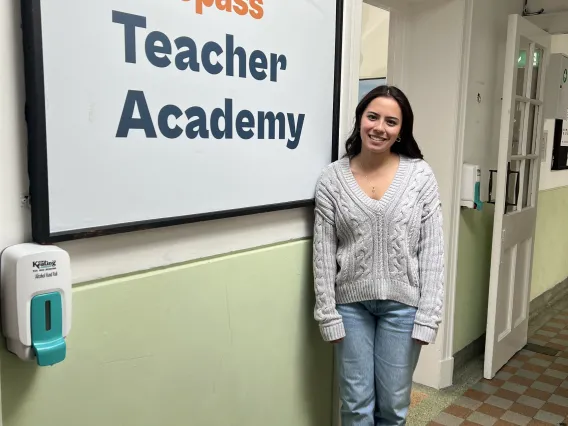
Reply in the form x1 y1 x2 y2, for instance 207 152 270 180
453 206 494 353
531 186 568 300
1 240 333 426
453 186 568 354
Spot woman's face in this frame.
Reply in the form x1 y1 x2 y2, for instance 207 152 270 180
359 96 402 155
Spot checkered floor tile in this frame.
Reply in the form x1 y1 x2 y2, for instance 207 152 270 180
430 310 568 426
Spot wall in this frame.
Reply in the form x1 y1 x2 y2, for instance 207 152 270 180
1 241 334 426
0 0 30 252
453 208 494 352
531 187 568 299
359 3 389 79
400 0 467 257
453 0 524 353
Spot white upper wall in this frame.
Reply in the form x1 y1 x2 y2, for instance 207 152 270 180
462 0 524 201
359 4 389 79
551 34 568 51
400 0 466 215
0 0 32 250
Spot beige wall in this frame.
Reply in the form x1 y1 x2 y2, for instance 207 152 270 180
531 187 568 300
359 3 389 79
532 33 568 300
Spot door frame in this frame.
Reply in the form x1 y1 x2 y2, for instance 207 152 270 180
387 0 473 390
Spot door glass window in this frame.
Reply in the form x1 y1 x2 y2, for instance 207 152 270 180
522 159 535 209
516 37 530 97
531 47 543 100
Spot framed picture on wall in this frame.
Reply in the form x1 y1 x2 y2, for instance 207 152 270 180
358 77 387 101
20 0 344 243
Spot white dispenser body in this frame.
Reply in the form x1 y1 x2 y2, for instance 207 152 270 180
1 243 72 364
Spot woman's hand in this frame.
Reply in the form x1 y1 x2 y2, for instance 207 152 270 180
414 339 428 346
331 338 344 344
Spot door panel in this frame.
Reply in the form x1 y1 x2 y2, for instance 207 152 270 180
484 14 551 379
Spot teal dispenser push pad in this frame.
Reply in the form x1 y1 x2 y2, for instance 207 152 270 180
31 292 66 366
0 243 72 366
474 181 483 211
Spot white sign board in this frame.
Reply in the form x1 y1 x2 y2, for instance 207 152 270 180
22 0 342 243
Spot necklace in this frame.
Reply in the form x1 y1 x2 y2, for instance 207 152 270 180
353 154 397 198
364 175 376 196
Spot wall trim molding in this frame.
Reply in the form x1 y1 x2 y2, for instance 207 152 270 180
445 0 474 372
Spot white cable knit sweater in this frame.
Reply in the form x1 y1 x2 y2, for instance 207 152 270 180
312 155 445 344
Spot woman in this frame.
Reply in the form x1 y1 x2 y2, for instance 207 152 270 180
312 85 444 426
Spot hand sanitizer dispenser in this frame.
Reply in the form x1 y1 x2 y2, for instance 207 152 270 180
1 243 71 366
460 163 483 211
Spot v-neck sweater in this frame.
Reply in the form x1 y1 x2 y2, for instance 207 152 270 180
312 155 445 344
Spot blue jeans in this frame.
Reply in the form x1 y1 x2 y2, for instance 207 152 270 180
335 301 421 426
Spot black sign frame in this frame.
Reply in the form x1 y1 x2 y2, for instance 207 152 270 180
20 0 344 243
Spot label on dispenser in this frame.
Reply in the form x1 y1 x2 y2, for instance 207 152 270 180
32 259 59 280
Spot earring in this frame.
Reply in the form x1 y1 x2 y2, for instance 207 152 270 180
396 136 401 143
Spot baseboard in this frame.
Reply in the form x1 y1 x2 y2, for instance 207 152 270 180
439 357 455 389
453 333 485 374
414 355 455 389
529 277 568 321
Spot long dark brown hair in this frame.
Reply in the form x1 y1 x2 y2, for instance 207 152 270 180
345 85 423 159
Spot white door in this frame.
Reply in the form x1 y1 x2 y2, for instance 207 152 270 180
484 14 551 379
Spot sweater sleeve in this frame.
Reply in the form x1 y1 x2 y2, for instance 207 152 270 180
413 178 445 344
313 177 345 342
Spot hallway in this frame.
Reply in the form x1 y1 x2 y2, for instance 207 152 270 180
407 296 568 425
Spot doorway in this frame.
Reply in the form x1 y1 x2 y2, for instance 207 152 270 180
359 3 389 100
341 0 471 391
